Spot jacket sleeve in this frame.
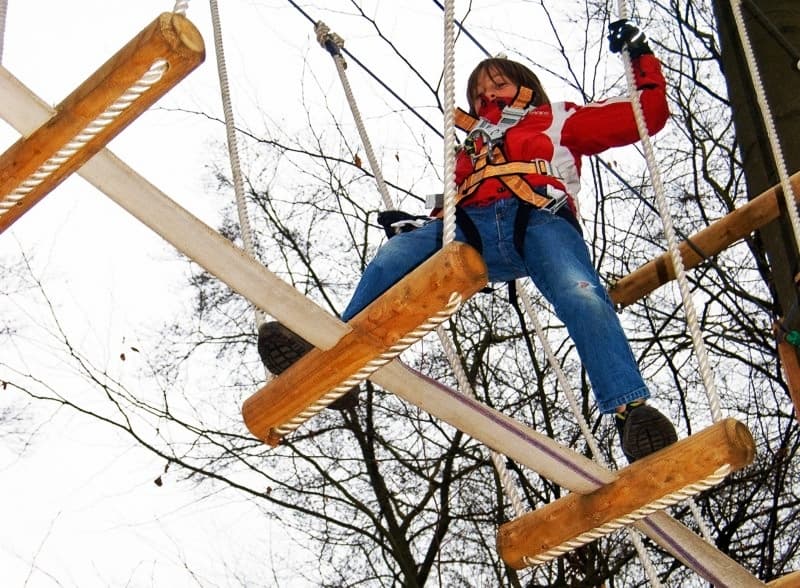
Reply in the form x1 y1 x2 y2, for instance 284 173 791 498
561 54 670 156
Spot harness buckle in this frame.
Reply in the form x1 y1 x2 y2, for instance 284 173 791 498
534 185 569 214
391 218 430 233
464 105 533 163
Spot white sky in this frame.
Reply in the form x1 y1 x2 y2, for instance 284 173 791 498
0 1 603 585
0 2 360 585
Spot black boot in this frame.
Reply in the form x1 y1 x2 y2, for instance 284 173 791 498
257 321 359 411
615 401 677 463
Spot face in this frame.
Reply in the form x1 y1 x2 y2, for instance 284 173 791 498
472 68 519 114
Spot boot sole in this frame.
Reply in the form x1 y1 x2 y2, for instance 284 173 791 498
257 322 359 411
622 405 678 462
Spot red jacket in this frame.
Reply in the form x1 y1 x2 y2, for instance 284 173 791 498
454 54 669 215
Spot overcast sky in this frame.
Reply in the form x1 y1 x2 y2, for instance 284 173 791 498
0 1 606 585
1 2 360 585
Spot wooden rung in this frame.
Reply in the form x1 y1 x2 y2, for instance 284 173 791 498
496 418 755 569
610 169 800 308
0 12 205 233
241 241 488 445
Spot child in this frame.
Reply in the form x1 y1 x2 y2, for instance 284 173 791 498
259 20 677 462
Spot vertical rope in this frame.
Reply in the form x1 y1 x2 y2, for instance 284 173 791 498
208 0 264 325
440 0 457 246
516 281 661 583
730 0 800 254
516 283 602 457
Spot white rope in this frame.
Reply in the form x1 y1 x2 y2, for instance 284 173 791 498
687 495 716 544
0 0 8 64
517 282 603 459
615 1 723 423
611 0 725 581
435 0 529 518
730 0 800 256
516 281 661 583
505 2 722 578
207 0 264 326
440 0 458 246
314 22 394 211
436 323 527 518
1 60 168 212
172 0 189 16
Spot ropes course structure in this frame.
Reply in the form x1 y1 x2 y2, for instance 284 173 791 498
1 1 799 586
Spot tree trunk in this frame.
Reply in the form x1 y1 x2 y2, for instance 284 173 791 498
712 1 800 327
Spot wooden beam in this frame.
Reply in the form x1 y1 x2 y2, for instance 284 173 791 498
610 170 800 307
241 242 488 445
497 418 755 570
0 70 766 588
767 570 800 587
0 12 204 233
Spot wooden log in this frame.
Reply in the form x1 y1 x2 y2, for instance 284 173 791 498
0 12 204 233
496 418 755 570
241 241 488 445
767 570 800 587
610 170 800 307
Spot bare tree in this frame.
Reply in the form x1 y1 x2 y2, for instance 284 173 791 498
3 1 799 586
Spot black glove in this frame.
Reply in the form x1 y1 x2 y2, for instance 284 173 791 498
377 210 431 239
608 19 652 58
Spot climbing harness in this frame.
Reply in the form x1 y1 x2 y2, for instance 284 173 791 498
451 88 568 214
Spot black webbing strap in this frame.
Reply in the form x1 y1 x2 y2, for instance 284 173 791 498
455 206 483 255
513 200 534 256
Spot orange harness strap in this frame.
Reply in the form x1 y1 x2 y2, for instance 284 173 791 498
454 87 534 132
452 86 563 211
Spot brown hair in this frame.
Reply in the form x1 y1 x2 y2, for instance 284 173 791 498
466 58 550 115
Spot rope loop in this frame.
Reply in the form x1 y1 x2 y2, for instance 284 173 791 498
172 0 189 16
315 21 346 64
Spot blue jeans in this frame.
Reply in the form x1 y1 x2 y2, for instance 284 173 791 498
342 197 650 413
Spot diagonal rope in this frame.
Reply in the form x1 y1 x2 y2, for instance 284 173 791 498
516 281 661 584
612 0 726 579
616 0 723 424
314 23 394 211
436 322 527 518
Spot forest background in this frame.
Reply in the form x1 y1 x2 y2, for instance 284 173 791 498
1 0 798 586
